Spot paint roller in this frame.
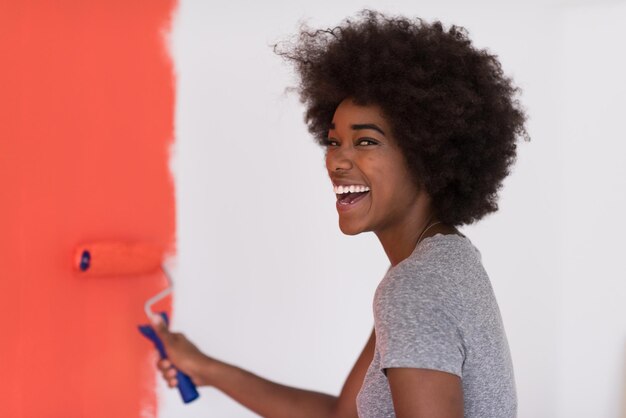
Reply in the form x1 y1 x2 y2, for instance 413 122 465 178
74 242 200 403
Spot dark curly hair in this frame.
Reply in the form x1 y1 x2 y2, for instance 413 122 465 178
276 10 528 226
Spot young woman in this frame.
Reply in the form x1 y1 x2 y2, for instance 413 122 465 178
152 10 527 417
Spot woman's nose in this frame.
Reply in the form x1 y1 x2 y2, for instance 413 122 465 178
326 146 354 172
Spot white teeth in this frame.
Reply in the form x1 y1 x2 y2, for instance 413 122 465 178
333 185 371 194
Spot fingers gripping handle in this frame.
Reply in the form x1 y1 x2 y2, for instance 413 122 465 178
138 312 200 404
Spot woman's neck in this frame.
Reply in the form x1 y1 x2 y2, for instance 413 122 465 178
376 215 460 266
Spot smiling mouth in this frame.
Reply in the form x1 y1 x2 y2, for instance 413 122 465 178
334 185 370 206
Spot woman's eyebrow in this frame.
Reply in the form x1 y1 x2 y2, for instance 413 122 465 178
351 123 385 135
328 123 385 135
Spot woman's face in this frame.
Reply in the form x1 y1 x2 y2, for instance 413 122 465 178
326 98 423 236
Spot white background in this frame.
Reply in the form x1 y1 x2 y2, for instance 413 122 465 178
157 1 626 417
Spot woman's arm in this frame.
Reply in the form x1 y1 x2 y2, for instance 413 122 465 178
386 368 463 418
154 318 375 418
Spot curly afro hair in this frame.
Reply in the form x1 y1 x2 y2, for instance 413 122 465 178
276 10 528 226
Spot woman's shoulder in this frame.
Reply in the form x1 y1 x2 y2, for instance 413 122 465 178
378 233 489 306
375 233 500 332
394 233 481 279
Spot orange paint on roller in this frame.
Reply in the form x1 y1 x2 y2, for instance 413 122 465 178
73 241 177 322
74 242 164 277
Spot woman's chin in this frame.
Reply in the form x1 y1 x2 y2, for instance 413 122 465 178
338 219 366 236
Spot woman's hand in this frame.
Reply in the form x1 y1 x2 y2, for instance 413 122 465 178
151 316 214 387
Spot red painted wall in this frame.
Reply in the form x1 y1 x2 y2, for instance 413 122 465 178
0 1 177 416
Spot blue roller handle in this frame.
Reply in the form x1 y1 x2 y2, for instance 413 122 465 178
138 312 200 403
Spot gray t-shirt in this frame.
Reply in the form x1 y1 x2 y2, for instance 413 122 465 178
356 233 516 417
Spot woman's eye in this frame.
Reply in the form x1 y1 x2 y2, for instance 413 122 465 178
323 138 339 147
357 138 378 146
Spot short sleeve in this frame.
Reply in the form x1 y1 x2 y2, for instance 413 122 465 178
374 268 465 377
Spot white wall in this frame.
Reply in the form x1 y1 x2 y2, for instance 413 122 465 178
160 1 626 417
555 2 626 417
